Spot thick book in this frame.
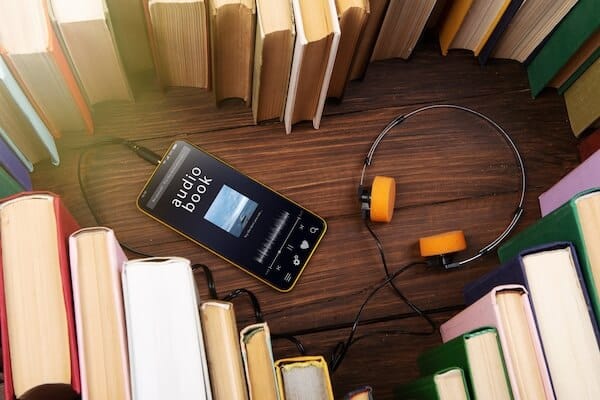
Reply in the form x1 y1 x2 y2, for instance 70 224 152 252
394 368 470 400
348 0 389 80
200 300 248 400
526 0 599 98
275 356 334 400
468 243 600 399
252 0 295 123
0 192 80 399
143 0 210 89
477 0 525 65
0 134 31 191
240 322 280 400
0 56 59 168
442 285 554 400
498 189 600 320
284 0 340 133
69 227 131 400
370 0 436 61
538 150 600 216
209 0 256 103
326 0 369 99
49 0 133 104
442 0 513 57
491 0 578 63
418 327 513 400
564 57 600 137
438 0 473 56
0 0 94 136
122 257 212 400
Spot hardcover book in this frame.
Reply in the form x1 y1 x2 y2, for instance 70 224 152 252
0 134 32 191
275 356 334 400
240 322 280 400
564 57 600 136
442 285 554 399
394 368 470 400
0 192 80 399
469 243 600 399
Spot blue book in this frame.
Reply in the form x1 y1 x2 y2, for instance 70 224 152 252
0 132 32 190
0 56 59 167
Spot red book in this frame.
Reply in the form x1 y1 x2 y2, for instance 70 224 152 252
578 128 600 161
0 192 80 399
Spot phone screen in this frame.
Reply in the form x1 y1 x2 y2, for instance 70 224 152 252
137 140 327 291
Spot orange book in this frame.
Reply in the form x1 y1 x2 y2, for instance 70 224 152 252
0 1 93 136
0 192 81 400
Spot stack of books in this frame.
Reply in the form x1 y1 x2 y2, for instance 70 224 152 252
0 191 336 400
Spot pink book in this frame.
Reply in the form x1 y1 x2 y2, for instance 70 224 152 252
69 227 131 400
538 149 600 216
440 284 555 400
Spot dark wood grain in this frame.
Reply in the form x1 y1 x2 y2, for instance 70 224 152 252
28 41 579 399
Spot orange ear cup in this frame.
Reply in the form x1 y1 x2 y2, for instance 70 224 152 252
419 230 467 257
370 176 396 223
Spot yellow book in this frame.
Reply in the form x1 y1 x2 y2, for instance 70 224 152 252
240 322 280 400
275 356 334 400
438 0 473 56
565 58 600 137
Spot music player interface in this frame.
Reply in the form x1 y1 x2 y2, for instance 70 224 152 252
138 141 326 291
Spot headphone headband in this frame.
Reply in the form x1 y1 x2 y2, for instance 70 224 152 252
360 104 526 268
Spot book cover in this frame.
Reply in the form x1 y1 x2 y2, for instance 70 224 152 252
526 0 600 98
564 57 600 136
200 300 248 400
498 189 600 319
538 150 600 216
275 356 334 400
0 0 94 136
579 130 600 162
438 0 473 56
284 0 341 133
344 386 373 400
0 134 32 191
348 0 389 80
554 30 600 94
394 368 470 400
0 56 59 167
467 242 600 399
0 167 24 197
0 192 80 399
122 257 212 400
418 327 513 400
477 0 525 64
69 227 131 400
240 322 279 400
442 285 554 400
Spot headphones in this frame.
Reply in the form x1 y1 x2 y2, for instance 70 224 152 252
358 104 526 269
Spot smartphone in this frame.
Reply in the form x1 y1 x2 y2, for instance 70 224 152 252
137 140 327 292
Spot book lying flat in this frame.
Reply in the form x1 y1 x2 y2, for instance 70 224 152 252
442 285 554 399
122 257 212 400
69 227 131 400
471 243 600 399
418 327 513 400
0 192 80 400
275 356 334 400
394 368 470 400
240 322 280 400
200 300 248 400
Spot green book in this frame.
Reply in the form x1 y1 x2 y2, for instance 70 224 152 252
498 188 600 322
395 367 470 400
418 327 512 400
526 0 600 97
0 166 23 197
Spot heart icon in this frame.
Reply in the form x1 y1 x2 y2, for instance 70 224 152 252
300 240 309 250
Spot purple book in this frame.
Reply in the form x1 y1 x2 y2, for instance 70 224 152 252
538 149 600 216
0 134 32 190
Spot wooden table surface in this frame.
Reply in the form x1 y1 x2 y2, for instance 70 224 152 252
29 40 578 399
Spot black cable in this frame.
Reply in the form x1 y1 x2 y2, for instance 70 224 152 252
222 288 265 323
192 263 218 300
271 334 307 356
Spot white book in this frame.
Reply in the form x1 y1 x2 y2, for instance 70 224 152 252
122 257 212 400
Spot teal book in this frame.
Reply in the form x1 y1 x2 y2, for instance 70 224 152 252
395 368 470 400
526 0 600 97
498 188 600 322
418 327 512 400
0 56 59 167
